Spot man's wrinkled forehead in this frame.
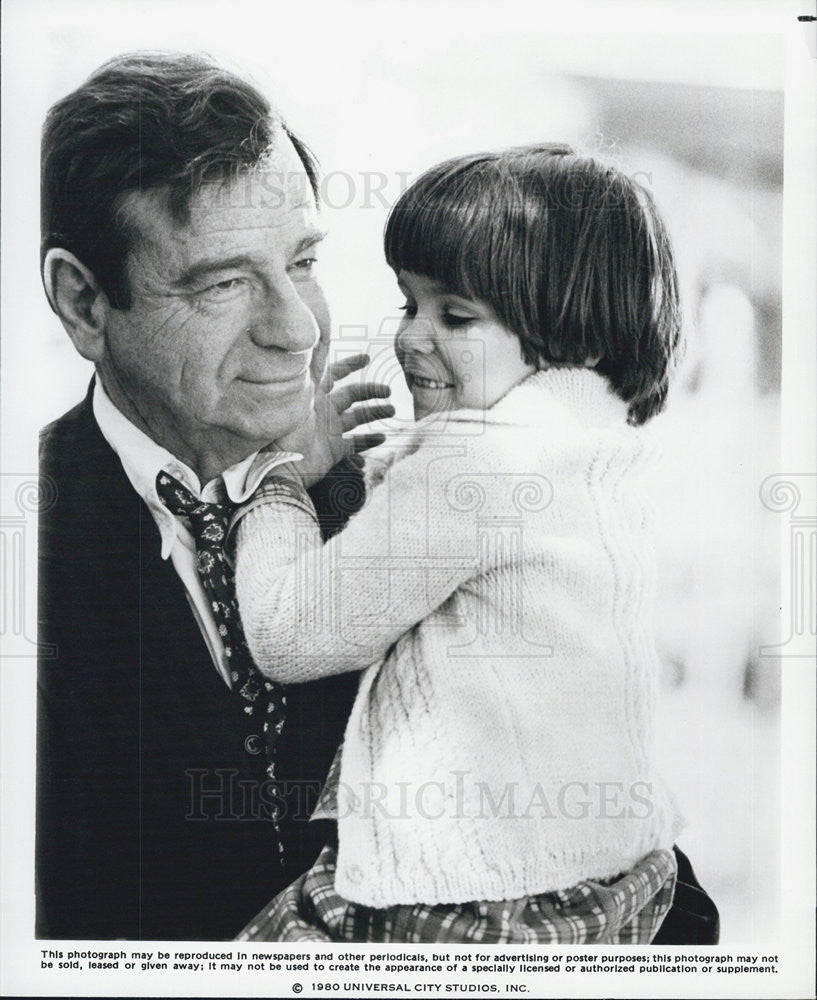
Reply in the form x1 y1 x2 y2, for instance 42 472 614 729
188 159 317 237
117 165 318 282
128 169 313 234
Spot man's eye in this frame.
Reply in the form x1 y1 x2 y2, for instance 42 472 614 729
290 257 318 274
200 277 247 300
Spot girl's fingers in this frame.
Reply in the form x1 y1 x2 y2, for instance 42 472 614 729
340 403 395 432
326 353 371 388
332 381 393 412
349 432 386 453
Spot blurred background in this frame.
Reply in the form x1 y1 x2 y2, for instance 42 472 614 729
6 0 785 944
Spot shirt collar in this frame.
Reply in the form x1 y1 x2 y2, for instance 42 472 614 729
92 377 302 559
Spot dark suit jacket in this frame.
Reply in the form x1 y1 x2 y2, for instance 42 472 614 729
36 385 359 940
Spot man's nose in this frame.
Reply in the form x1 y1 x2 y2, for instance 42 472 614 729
395 314 436 354
248 288 320 354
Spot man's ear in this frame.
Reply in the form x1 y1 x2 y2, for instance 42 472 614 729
42 249 112 363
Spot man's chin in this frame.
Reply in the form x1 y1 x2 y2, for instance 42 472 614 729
260 406 317 448
225 406 311 454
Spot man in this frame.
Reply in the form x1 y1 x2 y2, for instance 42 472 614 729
37 51 389 940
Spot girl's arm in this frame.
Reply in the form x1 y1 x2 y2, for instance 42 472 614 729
235 437 493 685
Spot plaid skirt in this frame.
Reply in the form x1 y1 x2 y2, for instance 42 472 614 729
237 834 677 944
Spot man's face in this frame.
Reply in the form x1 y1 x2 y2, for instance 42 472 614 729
99 134 327 476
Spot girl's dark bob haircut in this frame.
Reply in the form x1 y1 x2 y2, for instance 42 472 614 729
384 143 682 425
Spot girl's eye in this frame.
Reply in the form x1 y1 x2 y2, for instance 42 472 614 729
441 312 474 328
397 302 417 317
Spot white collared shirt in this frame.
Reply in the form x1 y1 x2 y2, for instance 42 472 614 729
92 377 301 687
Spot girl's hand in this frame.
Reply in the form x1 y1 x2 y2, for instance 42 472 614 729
275 354 394 487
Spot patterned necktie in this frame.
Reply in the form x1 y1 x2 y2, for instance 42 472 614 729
156 470 287 862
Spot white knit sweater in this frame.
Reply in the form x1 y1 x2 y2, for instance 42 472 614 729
236 368 683 907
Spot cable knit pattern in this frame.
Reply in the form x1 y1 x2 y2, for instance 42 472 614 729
236 368 683 907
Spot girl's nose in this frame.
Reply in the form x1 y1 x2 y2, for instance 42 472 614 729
395 313 436 354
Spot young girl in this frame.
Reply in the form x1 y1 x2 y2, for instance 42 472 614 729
234 143 684 943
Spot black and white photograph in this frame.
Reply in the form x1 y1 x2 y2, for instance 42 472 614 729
1 0 814 997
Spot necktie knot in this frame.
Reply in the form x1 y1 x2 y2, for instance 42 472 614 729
156 472 230 524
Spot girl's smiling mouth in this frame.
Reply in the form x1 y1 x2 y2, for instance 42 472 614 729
406 372 455 391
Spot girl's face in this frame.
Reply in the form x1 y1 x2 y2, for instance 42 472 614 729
394 270 537 421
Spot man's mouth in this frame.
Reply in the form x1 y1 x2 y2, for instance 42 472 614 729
239 370 309 387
